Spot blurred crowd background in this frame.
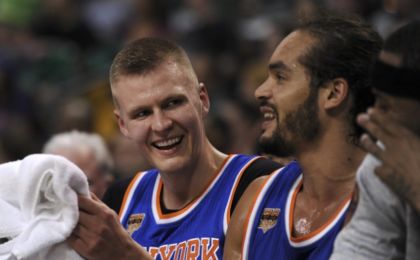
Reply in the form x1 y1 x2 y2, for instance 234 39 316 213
1 0 419 179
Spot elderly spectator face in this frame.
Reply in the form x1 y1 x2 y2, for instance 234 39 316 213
43 130 114 199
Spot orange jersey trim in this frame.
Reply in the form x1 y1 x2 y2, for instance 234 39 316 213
288 181 353 243
225 156 261 224
155 154 233 219
118 171 146 218
240 173 274 260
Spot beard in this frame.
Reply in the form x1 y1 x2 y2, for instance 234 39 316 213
259 87 321 157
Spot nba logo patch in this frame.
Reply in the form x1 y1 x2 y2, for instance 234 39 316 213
127 213 145 235
258 208 280 233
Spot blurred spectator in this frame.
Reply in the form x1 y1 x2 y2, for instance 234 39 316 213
109 133 151 179
0 0 39 27
0 0 419 165
83 0 133 44
30 0 98 50
204 111 234 153
85 81 119 141
370 0 420 38
43 130 114 199
121 0 170 43
54 98 94 133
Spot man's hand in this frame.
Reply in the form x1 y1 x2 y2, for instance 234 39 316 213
67 193 152 260
357 107 420 214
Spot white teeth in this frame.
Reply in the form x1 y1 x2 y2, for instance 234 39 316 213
155 137 181 148
264 113 275 119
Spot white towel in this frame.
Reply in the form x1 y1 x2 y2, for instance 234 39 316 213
0 154 89 260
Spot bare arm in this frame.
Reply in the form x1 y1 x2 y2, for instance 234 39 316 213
357 107 420 214
67 193 153 260
224 176 267 260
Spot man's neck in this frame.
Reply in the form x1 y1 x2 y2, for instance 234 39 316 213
291 133 364 237
159 144 227 210
297 132 364 202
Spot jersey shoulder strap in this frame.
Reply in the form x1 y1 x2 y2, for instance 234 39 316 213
230 156 282 215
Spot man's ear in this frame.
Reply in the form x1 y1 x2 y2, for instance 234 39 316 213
114 109 130 138
198 82 210 116
322 78 349 110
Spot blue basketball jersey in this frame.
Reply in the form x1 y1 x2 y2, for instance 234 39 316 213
119 154 262 260
242 161 351 260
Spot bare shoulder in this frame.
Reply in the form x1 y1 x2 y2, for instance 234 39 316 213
224 176 268 260
235 176 268 219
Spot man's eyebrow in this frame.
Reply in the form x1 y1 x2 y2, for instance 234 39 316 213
127 105 149 117
268 61 291 73
161 94 185 103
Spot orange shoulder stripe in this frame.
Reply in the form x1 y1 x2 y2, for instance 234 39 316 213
225 156 261 224
118 171 146 219
241 171 275 260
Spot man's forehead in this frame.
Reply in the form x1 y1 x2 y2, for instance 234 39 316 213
270 30 315 66
114 63 196 86
268 61 291 72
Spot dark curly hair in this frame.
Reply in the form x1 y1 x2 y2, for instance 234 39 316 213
297 12 383 143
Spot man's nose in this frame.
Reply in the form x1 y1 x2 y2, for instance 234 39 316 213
255 78 271 101
151 111 173 132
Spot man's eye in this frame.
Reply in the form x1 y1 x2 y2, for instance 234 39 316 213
275 73 285 81
166 99 182 108
134 110 151 119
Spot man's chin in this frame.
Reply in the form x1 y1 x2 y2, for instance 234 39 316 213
258 137 294 158
259 129 277 142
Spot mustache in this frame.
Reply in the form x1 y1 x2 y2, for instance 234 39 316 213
258 99 275 109
257 99 279 120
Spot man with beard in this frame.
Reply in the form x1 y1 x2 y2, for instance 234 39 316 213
223 13 382 259
331 21 420 260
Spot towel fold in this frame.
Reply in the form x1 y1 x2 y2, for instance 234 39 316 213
0 154 89 260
